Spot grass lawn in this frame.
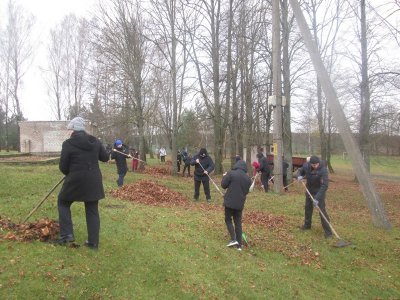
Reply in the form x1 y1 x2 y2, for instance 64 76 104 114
0 156 399 299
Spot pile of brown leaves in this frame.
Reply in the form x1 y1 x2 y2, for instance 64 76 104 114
110 180 188 206
140 166 172 177
0 217 59 242
243 211 285 229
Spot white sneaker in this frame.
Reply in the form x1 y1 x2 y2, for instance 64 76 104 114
237 246 242 251
226 240 239 247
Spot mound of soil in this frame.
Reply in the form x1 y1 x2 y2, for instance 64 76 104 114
0 217 59 242
110 179 188 206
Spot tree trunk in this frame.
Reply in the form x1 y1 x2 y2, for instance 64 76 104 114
359 0 371 171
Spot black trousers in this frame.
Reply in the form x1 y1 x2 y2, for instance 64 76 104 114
283 175 288 191
58 199 100 245
182 163 190 176
260 172 269 192
304 194 332 235
225 207 243 246
194 179 211 200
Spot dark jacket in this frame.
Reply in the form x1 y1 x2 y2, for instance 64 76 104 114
190 150 215 181
256 156 271 176
221 160 252 210
58 131 109 202
282 161 289 176
111 144 129 174
297 162 328 201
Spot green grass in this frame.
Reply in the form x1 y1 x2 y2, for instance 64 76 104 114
330 154 400 177
0 157 400 299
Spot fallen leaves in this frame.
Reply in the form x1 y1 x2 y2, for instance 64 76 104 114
110 180 188 207
243 211 285 229
0 217 59 242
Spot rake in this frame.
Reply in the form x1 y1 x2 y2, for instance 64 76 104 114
22 176 65 223
198 161 224 196
112 148 147 164
301 181 352 247
249 173 258 192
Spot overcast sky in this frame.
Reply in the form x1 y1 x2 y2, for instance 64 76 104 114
1 0 398 122
0 0 97 121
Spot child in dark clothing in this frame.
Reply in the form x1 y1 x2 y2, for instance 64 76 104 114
221 160 252 251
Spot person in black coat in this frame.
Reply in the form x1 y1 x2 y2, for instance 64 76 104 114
55 117 109 249
282 159 289 191
190 148 215 202
181 151 191 177
177 150 182 172
297 155 333 238
256 153 272 192
221 160 252 251
111 139 130 187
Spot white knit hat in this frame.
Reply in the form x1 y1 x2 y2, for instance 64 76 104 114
67 117 86 131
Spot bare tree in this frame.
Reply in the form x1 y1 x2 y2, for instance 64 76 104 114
145 0 190 173
0 0 34 150
93 0 149 164
185 0 226 173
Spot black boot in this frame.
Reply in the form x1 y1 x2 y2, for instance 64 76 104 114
50 234 75 245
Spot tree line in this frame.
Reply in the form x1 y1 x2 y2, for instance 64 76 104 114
0 0 399 175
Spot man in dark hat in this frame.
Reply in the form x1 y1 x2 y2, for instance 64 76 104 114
190 148 215 202
297 155 333 238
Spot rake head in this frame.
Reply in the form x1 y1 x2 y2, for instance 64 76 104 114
333 239 352 248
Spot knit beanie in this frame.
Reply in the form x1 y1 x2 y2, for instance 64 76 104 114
67 117 86 131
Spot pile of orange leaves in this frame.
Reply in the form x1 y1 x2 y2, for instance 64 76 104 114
0 217 59 242
110 179 188 207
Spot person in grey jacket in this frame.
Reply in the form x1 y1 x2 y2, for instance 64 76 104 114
54 117 109 249
221 160 252 251
297 155 332 238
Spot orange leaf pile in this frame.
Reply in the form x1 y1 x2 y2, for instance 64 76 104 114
0 217 59 242
110 180 188 206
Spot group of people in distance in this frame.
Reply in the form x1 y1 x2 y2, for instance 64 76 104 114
52 116 333 251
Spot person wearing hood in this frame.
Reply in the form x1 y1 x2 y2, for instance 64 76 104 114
190 148 215 202
111 139 130 187
221 159 252 251
256 153 272 192
54 117 109 249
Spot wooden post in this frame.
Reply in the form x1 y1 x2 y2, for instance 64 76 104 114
272 0 283 193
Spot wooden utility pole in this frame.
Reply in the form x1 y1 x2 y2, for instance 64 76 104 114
272 0 283 193
289 0 391 229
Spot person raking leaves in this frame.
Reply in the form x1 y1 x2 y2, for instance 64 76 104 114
297 155 333 238
221 159 252 251
190 148 215 202
111 139 131 187
52 117 109 249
